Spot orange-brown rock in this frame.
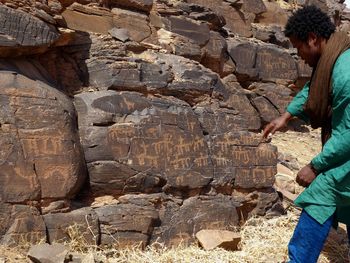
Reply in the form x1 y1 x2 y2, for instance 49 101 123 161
62 4 114 34
112 8 151 42
186 0 252 37
201 31 229 75
196 229 241 251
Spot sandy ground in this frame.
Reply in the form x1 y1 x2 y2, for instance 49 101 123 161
271 128 322 168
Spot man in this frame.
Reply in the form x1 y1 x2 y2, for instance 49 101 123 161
262 5 350 263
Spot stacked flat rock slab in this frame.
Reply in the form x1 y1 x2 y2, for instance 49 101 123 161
1 0 343 249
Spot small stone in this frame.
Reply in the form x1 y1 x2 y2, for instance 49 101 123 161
196 229 241 251
277 163 294 177
109 28 130 42
27 244 68 263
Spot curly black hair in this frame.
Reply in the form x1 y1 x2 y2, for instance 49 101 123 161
285 5 335 41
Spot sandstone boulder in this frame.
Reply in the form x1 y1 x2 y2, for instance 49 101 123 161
75 91 213 196
0 204 46 246
235 189 282 219
44 207 99 245
62 4 114 34
0 60 86 202
194 100 260 134
112 8 151 42
210 132 277 191
163 16 210 46
27 244 68 263
0 5 60 56
249 82 294 113
201 31 229 75
196 229 241 250
251 96 280 124
151 195 240 246
95 203 159 247
242 0 267 15
228 40 259 82
256 46 298 83
188 5 226 30
257 1 290 26
186 0 252 37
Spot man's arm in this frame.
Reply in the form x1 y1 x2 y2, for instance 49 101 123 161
285 82 310 122
311 103 350 172
262 83 309 139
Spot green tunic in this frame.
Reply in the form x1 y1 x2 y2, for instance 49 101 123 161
286 49 350 225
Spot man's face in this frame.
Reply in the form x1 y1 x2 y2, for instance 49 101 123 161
289 34 322 67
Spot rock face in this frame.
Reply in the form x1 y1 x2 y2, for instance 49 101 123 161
0 59 86 203
0 204 46 246
151 195 240 246
0 5 60 56
1 0 345 249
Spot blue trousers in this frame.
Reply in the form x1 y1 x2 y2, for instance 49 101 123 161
288 210 350 263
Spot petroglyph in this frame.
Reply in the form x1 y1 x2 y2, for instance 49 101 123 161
234 166 276 188
20 137 66 158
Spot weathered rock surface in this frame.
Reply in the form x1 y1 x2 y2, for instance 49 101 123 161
44 207 99 245
0 59 86 202
151 195 240 246
112 8 151 42
95 202 158 247
210 132 277 191
0 204 46 246
110 0 153 13
0 5 60 56
75 90 212 195
27 244 68 263
62 4 114 34
196 229 241 251
187 0 253 37
201 31 229 76
256 46 298 83
228 40 259 82
2 0 344 249
164 16 210 46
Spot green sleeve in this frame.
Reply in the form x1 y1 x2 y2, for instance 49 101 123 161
311 50 350 172
286 82 309 122
311 115 350 172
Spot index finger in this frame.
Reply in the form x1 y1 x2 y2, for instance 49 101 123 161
262 123 274 139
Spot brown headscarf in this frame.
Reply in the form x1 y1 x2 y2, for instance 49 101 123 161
304 31 350 145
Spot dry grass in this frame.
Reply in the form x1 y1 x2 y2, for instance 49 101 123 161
2 207 348 263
